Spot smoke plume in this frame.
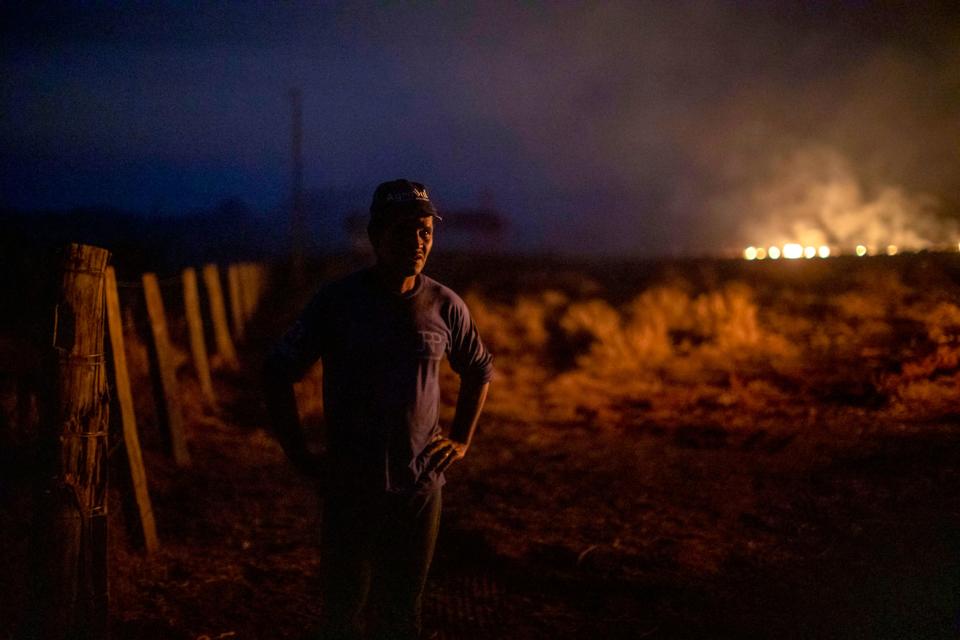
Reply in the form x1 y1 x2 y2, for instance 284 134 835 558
721 145 957 252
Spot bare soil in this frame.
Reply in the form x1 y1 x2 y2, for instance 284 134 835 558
108 370 960 640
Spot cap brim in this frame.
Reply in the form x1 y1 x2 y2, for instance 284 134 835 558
379 200 442 221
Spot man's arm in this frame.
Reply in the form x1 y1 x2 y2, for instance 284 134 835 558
425 292 494 477
262 293 327 476
422 377 489 475
262 357 323 476
449 377 490 449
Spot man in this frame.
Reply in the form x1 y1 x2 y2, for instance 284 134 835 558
263 179 493 640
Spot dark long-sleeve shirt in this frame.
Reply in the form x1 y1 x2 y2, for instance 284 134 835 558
265 268 493 493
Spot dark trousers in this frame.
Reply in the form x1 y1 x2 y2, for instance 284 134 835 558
319 487 441 640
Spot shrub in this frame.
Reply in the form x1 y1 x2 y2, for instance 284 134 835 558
921 302 960 345
559 297 673 373
538 282 801 421
464 290 567 357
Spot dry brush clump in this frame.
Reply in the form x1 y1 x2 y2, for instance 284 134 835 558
461 290 570 419
543 283 801 422
881 300 960 419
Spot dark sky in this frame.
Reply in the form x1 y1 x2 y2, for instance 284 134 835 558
2 1 958 255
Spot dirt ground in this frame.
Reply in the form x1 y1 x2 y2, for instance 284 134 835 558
106 367 960 640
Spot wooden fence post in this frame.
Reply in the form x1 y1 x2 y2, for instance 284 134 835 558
227 263 245 341
104 267 158 553
202 264 239 370
246 262 265 321
240 263 255 324
142 273 191 466
181 267 217 409
256 263 265 312
33 243 110 639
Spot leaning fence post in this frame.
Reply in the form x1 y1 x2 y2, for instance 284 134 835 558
202 264 239 370
104 266 158 553
254 263 265 315
242 262 265 322
239 263 256 323
32 243 110 640
182 267 217 409
142 273 191 466
227 263 245 341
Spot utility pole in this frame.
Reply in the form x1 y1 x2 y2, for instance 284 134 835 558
290 88 306 283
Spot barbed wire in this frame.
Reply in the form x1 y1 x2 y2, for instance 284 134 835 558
114 275 182 290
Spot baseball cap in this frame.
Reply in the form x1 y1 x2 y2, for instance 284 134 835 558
369 179 443 221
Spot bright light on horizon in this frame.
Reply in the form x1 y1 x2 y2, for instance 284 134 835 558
742 242 960 260
782 243 803 259
740 241 960 260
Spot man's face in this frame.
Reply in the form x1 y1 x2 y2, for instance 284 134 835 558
373 214 434 277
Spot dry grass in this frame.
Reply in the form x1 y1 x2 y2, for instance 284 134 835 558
446 260 960 426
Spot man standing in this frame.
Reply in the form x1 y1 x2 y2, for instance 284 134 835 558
263 179 493 640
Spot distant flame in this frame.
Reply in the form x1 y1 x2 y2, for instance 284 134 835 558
730 146 958 258
742 241 960 260
782 243 803 259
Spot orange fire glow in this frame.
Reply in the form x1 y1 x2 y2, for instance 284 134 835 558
742 241 959 260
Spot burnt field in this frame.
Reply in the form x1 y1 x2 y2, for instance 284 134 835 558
3 251 960 639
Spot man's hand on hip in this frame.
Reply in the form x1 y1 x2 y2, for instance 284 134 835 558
421 436 468 476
